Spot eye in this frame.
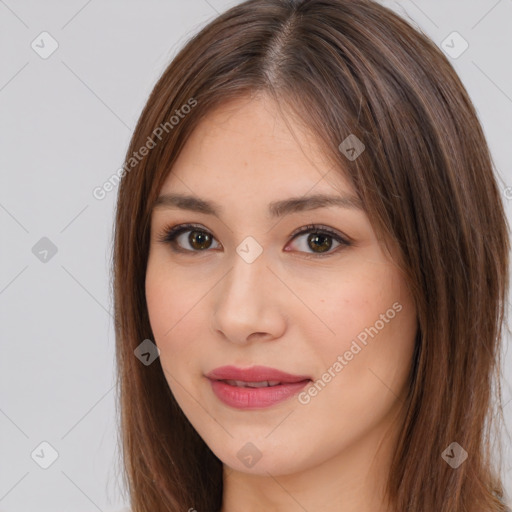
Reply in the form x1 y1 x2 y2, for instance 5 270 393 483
157 223 221 253
157 223 351 257
286 224 351 257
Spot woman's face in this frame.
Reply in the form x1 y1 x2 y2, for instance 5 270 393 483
145 93 418 476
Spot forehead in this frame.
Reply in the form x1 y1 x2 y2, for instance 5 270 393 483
160 94 354 199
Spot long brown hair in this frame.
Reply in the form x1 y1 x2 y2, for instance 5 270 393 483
111 0 511 510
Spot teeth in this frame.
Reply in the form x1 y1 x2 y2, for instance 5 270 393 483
224 379 281 388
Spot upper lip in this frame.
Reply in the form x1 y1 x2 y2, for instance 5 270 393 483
205 365 312 383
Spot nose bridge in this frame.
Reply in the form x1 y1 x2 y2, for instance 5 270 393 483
223 239 269 305
212 238 285 343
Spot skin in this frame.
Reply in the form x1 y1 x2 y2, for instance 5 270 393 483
145 93 418 512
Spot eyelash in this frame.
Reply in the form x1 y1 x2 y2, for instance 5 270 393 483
156 223 352 258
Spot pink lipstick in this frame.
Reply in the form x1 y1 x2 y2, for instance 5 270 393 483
205 365 312 409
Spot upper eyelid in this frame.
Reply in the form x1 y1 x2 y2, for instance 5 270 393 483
159 223 346 238
158 223 352 249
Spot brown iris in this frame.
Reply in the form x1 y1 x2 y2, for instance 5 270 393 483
308 233 332 253
188 230 213 250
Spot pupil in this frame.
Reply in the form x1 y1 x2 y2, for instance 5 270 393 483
308 233 331 253
190 231 211 250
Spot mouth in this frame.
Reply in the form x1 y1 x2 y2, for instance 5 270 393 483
205 365 313 409
221 379 288 388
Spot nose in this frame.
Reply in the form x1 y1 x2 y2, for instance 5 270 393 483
211 248 287 345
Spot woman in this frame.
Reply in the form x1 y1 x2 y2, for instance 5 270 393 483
112 0 511 510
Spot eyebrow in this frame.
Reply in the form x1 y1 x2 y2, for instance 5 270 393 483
152 192 363 218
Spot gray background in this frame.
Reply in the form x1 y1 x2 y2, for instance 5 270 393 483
1 0 511 510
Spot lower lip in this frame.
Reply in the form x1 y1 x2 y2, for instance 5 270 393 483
207 378 311 409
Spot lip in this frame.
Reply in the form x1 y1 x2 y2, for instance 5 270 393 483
205 365 312 383
205 365 312 410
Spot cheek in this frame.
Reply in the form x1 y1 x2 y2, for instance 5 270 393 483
145 260 203 364
294 261 416 443
297 256 417 375
298 259 402 334
145 272 174 341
